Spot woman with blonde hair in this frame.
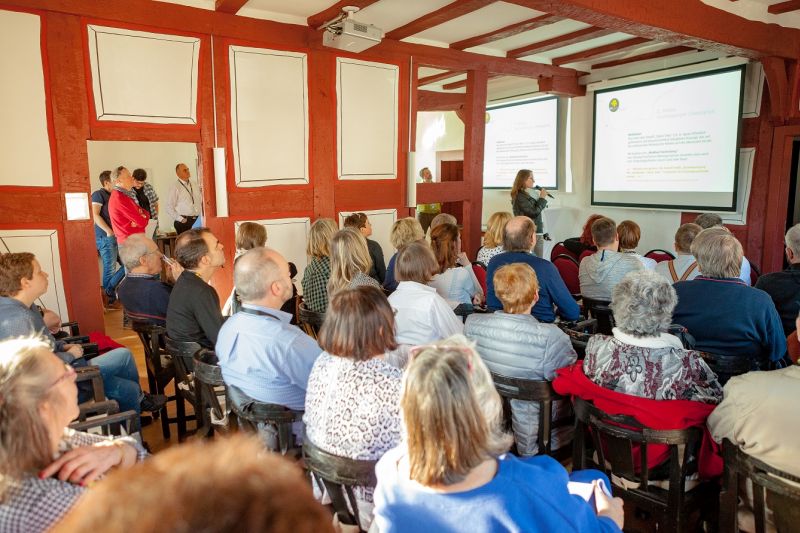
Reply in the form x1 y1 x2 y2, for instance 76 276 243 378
0 337 146 532
372 336 624 533
428 223 483 307
302 218 338 314
477 211 511 265
383 217 425 292
327 228 381 297
510 169 549 258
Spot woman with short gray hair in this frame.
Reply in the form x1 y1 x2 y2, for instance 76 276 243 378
584 270 722 403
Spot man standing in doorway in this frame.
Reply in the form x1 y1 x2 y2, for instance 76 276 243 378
416 167 441 236
91 170 124 308
167 163 201 235
108 166 150 244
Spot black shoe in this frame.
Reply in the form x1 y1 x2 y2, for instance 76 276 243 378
140 393 167 413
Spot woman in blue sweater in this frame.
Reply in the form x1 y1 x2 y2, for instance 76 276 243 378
372 336 624 533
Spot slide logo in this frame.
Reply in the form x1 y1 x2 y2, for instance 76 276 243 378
609 98 620 112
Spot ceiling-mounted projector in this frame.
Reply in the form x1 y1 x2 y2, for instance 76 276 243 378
320 6 382 53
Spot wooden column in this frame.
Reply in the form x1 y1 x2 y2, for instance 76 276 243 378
461 69 488 257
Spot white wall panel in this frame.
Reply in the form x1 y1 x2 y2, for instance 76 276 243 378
234 218 311 291
0 229 68 320
338 209 397 265
229 46 309 187
87 25 200 124
0 10 53 187
336 58 398 180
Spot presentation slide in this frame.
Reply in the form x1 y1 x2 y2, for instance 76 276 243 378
592 66 744 211
483 97 557 189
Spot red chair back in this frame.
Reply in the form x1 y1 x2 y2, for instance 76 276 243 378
747 258 760 286
552 254 580 296
550 242 577 262
644 249 676 263
578 249 595 263
472 262 487 296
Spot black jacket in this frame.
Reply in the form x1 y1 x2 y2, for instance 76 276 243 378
755 263 800 336
512 190 547 233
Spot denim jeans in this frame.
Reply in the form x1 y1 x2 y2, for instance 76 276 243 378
92 347 142 414
95 234 125 298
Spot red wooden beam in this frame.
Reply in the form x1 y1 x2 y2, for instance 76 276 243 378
768 1 800 15
538 75 586 96
449 14 562 50
442 73 501 90
508 27 616 59
418 70 465 86
551 36 649 65
590 45 695 69
385 0 494 41
509 0 800 59
418 90 465 111
461 70 489 257
307 0 380 29
214 0 248 15
762 57 791 122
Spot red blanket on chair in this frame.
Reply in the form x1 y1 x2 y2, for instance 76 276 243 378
88 332 126 354
553 361 722 479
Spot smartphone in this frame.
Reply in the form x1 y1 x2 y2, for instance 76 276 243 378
161 254 176 267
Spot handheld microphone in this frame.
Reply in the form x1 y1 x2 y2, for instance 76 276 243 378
534 185 555 199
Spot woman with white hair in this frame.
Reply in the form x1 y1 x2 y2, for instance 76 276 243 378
372 335 624 533
584 270 722 403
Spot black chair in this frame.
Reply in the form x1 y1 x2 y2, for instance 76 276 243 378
163 336 202 441
227 384 303 455
558 317 598 359
581 297 614 335
572 397 719 532
298 300 325 339
193 349 231 437
698 352 753 386
303 440 378 531
132 322 179 439
719 439 800 533
644 249 676 263
70 408 139 437
489 372 573 459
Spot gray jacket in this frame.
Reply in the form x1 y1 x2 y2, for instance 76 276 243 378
465 311 577 455
0 297 73 363
578 249 643 301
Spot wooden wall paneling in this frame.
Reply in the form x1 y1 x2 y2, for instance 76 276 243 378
233 217 312 288
461 69 488 258
762 124 800 272
338 208 397 265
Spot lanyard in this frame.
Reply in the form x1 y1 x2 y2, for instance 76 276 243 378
178 179 195 207
240 307 280 321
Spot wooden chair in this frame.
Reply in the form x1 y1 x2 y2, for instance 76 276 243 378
644 249 676 263
698 351 752 386
572 397 718 532
490 372 573 459
581 297 615 335
227 384 304 456
70 408 139 438
303 440 378 532
132 321 178 439
193 349 231 437
747 258 761 286
552 254 581 296
719 439 800 533
298 300 325 339
163 336 202 441
558 317 598 359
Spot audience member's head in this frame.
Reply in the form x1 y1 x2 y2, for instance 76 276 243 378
119 233 161 274
99 170 112 190
235 247 292 308
0 252 45 301
389 218 425 250
174 228 225 276
502 216 536 253
579 214 604 246
307 218 338 259
510 169 533 200
493 263 539 315
419 167 433 183
318 286 397 361
483 212 512 249
42 309 61 334
784 223 800 264
235 222 267 252
0 337 80 495
395 241 438 284
112 166 134 190
430 223 460 274
430 213 457 230
691 227 743 279
610 270 676 338
52 435 334 533
327 228 372 295
591 217 618 249
343 212 372 238
403 336 511 486
674 223 703 255
694 213 723 229
132 168 147 187
617 220 641 251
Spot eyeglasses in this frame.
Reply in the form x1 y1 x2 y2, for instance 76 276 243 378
48 363 76 390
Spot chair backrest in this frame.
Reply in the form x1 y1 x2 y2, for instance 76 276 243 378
644 249 676 263
698 352 752 386
489 372 571 456
720 439 800 533
578 249 595 263
471 262 487 296
550 241 577 261
552 254 581 296
298 301 325 339
557 318 598 359
581 297 615 335
226 384 303 455
164 336 202 383
747 257 761 286
193 349 229 431
132 321 169 377
303 440 378 529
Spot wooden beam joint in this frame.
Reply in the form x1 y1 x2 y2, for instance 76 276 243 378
538 76 586 97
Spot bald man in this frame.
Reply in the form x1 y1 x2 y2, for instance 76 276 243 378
166 162 201 235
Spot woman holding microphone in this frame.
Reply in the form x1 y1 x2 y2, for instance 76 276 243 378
510 169 549 258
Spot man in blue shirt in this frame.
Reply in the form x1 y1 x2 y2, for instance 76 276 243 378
91 170 124 307
487 216 580 323
216 247 321 411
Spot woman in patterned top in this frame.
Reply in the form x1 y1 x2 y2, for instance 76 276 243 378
476 211 511 266
327 228 381 297
301 218 338 314
304 286 403 530
0 337 147 533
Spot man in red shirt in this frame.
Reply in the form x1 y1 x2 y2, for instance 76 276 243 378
108 166 149 243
